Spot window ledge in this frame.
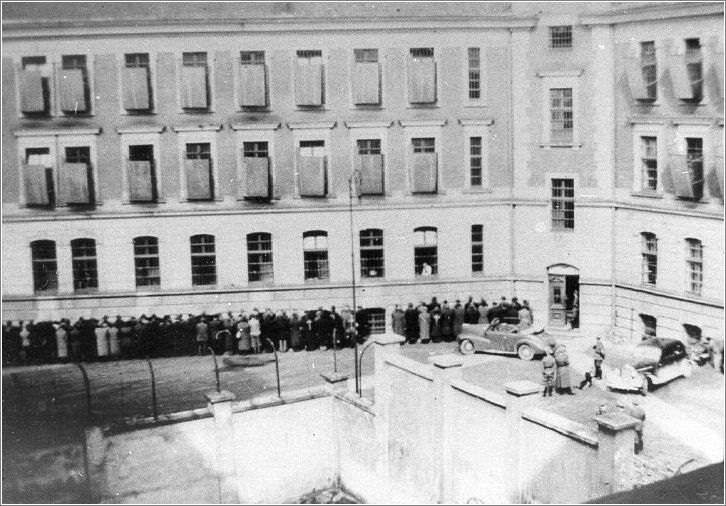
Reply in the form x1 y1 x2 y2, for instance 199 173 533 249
294 107 329 112
247 281 276 288
121 111 158 117
352 104 384 110
304 279 330 285
463 103 487 109
462 187 493 194
631 191 664 199
415 274 439 280
123 200 167 205
406 105 440 110
540 143 582 150
551 228 575 233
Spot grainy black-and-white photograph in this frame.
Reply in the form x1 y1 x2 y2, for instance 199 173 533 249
1 1 724 504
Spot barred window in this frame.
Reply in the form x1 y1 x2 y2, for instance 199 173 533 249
472 225 484 273
640 41 657 100
303 231 329 281
31 240 58 294
640 314 657 340
360 229 384 278
240 51 265 64
412 138 435 153
133 236 160 287
357 139 381 155
247 232 274 283
550 88 573 144
468 47 481 99
243 141 268 158
551 179 575 230
367 308 386 334
686 138 704 200
641 232 657 286
470 137 483 186
410 48 434 58
641 137 658 191
190 234 216 286
550 26 572 49
414 226 438 276
183 52 207 66
686 238 703 295
71 238 98 292
354 49 378 63
685 38 703 100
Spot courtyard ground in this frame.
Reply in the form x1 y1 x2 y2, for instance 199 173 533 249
2 335 723 502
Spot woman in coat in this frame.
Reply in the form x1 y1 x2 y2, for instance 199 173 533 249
289 312 302 351
55 320 69 363
554 345 575 395
418 306 431 344
237 317 252 354
94 320 109 361
430 307 442 343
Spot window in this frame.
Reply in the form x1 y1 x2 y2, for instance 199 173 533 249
641 137 658 191
71 238 98 292
24 148 55 206
686 238 703 295
409 48 436 104
239 51 267 108
357 139 384 195
468 48 481 100
470 137 483 186
133 236 160 288
296 50 324 107
641 233 657 285
549 88 573 144
31 240 58 294
683 324 702 345
61 55 90 114
181 52 210 110
19 56 51 115
411 138 437 193
685 38 703 101
123 53 153 112
353 49 381 105
247 232 274 283
550 26 572 49
472 225 484 273
414 227 438 276
360 229 384 278
551 179 574 230
686 138 704 200
242 141 270 198
367 308 386 335
127 145 158 202
640 314 657 340
640 42 657 100
185 143 214 200
190 234 216 286
303 231 329 282
298 140 327 197
62 146 94 205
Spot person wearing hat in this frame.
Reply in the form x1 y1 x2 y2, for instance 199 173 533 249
453 300 466 339
627 400 646 454
196 316 209 356
95 317 110 361
541 349 556 397
391 305 406 338
418 305 431 344
55 319 70 363
554 344 575 395
107 316 120 359
593 336 606 380
518 300 533 330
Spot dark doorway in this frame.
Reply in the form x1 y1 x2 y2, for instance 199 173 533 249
565 275 580 328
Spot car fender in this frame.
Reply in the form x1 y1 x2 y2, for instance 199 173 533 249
515 337 545 354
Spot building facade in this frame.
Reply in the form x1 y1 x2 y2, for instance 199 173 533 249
2 2 723 342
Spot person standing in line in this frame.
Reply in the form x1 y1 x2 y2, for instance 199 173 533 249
465 300 479 325
19 320 31 365
441 301 454 342
95 318 109 361
418 306 431 344
453 300 466 339
554 344 575 395
392 305 406 338
278 310 291 352
55 319 70 363
196 317 209 356
69 319 83 362
542 349 556 397
430 306 442 343
593 336 606 380
477 299 489 324
249 313 261 354
289 311 302 351
106 316 120 359
404 303 419 344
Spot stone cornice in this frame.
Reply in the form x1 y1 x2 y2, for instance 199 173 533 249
536 70 584 78
230 122 281 131
14 128 102 137
579 2 723 25
344 121 394 129
116 125 166 135
399 119 447 128
172 124 223 133
458 118 495 127
287 121 336 130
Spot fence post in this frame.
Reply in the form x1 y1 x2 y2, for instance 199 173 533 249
429 354 465 504
594 412 638 496
205 390 240 504
504 380 542 504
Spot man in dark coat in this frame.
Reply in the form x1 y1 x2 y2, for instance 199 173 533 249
404 303 419 344
593 336 605 380
441 301 454 342
465 301 479 325
392 305 406 338
355 306 370 343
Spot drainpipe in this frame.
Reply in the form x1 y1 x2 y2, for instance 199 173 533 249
508 29 516 292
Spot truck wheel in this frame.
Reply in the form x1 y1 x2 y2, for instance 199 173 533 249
517 344 534 361
459 339 475 355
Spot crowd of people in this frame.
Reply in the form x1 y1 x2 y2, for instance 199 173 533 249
2 295 532 367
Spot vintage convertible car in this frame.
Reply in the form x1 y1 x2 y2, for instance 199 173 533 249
606 338 692 395
456 320 556 360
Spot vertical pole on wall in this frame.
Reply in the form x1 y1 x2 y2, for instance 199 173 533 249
146 357 158 421
349 170 361 395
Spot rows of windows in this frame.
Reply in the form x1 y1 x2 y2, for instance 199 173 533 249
638 233 704 296
638 316 709 344
17 45 497 117
21 134 495 207
28 226 489 294
631 37 706 102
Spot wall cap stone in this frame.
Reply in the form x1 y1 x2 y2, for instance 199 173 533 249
287 121 336 130
230 122 280 131
206 390 236 404
173 123 223 132
428 354 465 369
14 128 102 137
505 380 542 396
116 125 166 135
372 332 405 346
399 119 447 128
344 121 394 129
458 118 494 127
595 412 640 432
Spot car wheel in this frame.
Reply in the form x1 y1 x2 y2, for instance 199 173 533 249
459 339 475 355
517 344 534 361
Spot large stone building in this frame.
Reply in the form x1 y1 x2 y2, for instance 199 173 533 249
1 2 723 342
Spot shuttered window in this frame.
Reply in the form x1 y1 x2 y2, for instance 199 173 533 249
71 238 98 292
190 234 217 286
181 52 210 109
303 231 329 281
412 138 437 193
128 145 157 202
24 148 55 206
62 147 93 205
242 141 270 198
295 50 324 106
298 140 327 197
357 139 383 195
60 55 90 114
239 51 267 107
134 236 160 287
31 240 58 294
353 49 380 105
640 42 657 100
360 229 384 278
685 38 703 101
409 48 436 104
686 138 704 200
20 56 51 115
185 143 213 200
247 232 274 283
123 53 152 111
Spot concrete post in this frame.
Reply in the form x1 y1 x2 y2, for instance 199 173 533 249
205 390 239 504
371 332 404 497
429 354 465 504
320 371 349 394
595 412 639 496
504 380 542 504
83 426 108 503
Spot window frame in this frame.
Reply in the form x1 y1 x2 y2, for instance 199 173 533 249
640 313 657 340
233 124 278 200
672 125 710 202
290 124 334 198
549 25 573 50
538 73 581 148
119 52 156 115
175 128 221 202
639 41 658 101
118 129 163 203
631 124 664 195
413 226 438 277
57 134 100 206
17 55 54 118
30 239 58 294
70 237 99 293
350 48 382 108
551 178 575 231
236 50 269 111
407 47 438 107
402 123 444 195
133 236 161 289
303 230 330 283
59 54 94 116
293 49 326 109
685 238 703 296
471 224 484 274
247 232 274 284
346 122 392 197
360 228 385 279
176 51 215 113
190 234 217 287
640 232 658 286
